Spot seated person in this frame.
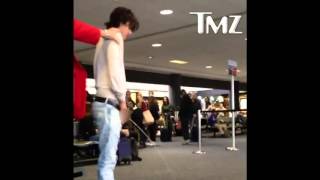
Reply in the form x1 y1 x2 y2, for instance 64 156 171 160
131 96 148 148
206 102 216 111
121 121 142 161
235 112 247 134
207 112 217 127
215 113 230 137
236 112 246 126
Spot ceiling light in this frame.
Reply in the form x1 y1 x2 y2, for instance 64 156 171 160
205 66 212 69
169 60 188 64
160 9 173 15
148 56 153 60
152 43 162 47
245 38 247 40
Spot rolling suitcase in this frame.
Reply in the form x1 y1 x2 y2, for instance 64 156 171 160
117 137 132 165
160 128 172 142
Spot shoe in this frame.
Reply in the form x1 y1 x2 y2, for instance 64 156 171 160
182 139 190 145
132 156 142 161
146 141 157 146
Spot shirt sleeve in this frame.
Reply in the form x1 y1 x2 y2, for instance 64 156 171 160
106 38 126 102
74 19 101 45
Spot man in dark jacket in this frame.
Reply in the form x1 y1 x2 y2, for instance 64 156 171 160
190 93 202 142
191 93 202 115
179 89 194 145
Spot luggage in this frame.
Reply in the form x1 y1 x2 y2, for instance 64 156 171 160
117 137 132 165
160 128 172 142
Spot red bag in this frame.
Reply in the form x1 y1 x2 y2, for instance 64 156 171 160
73 58 87 120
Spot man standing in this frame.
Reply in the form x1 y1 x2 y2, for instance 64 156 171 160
179 89 194 145
92 7 139 180
190 92 202 142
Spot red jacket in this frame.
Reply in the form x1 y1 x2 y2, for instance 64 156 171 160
74 19 100 45
73 19 100 120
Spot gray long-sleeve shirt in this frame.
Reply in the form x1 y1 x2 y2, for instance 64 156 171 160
93 32 126 102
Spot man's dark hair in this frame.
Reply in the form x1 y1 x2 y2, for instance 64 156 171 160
104 7 139 32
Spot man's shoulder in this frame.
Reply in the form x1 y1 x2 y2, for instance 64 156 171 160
96 38 120 53
99 31 123 44
105 32 123 45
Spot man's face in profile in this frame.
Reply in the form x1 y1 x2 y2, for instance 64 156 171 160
119 22 132 40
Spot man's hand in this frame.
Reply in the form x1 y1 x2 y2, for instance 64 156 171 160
119 101 128 125
101 28 121 44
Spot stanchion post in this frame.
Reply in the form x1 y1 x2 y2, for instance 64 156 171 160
193 110 206 154
226 74 239 151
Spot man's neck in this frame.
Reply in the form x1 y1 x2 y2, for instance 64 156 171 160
107 27 123 39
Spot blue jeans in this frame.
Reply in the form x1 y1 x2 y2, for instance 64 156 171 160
92 102 122 180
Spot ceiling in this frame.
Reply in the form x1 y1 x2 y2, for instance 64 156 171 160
74 0 247 82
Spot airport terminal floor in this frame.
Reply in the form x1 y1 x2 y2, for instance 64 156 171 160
76 134 246 180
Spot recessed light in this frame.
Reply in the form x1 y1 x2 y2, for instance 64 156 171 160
245 38 247 41
169 60 188 64
205 66 212 69
148 56 153 60
152 43 162 47
160 9 173 15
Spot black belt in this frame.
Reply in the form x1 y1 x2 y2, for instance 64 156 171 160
94 96 120 110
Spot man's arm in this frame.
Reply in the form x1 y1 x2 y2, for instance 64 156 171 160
106 38 126 103
106 37 128 123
